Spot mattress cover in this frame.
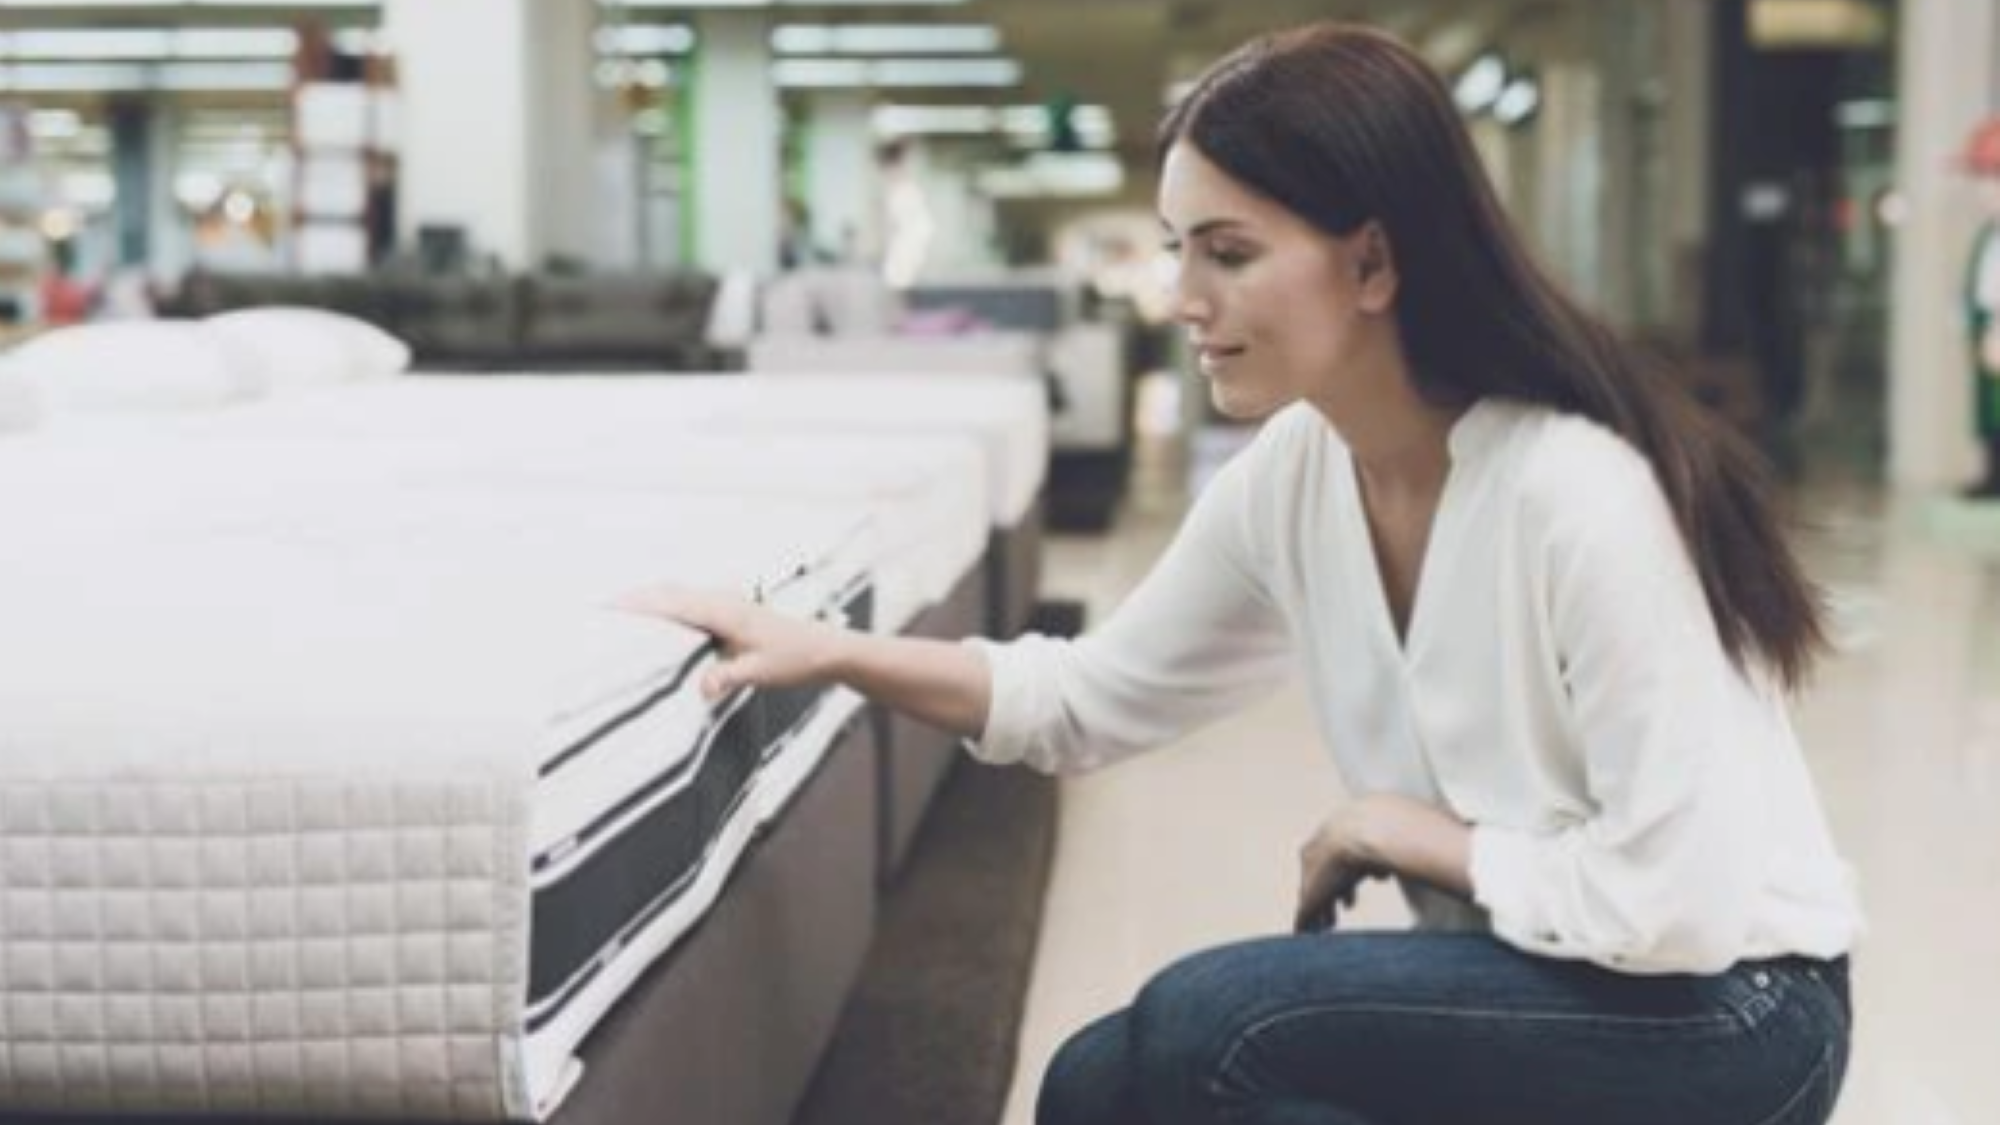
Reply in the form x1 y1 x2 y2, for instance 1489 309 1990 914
0 488 875 1120
230 374 1050 530
0 418 981 637
29 389 996 627
400 433 987 633
724 374 1048 530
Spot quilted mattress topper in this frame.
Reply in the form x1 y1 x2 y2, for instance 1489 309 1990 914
0 488 875 1120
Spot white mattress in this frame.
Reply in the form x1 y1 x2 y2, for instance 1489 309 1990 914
0 363 38 436
0 425 466 553
0 377 1016 1118
0 485 875 1120
0 418 983 636
228 373 1051 530
726 373 1048 530
400 434 987 634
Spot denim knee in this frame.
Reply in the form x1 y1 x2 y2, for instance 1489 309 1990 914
1128 947 1256 1123
1037 1010 1141 1125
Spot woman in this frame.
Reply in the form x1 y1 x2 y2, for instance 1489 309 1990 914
623 23 1861 1125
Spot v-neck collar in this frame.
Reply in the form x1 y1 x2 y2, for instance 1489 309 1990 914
1335 398 1497 666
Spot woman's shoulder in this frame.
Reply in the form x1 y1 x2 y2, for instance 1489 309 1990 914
1209 402 1334 482
1485 400 1659 519
1257 400 1335 449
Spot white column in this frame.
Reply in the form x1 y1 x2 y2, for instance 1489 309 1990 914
591 92 644 271
145 103 186 282
1534 59 1602 297
916 151 994 274
689 11 780 274
531 0 601 268
1591 0 1639 329
805 91 878 265
1888 0 2000 489
1663 0 1714 337
385 0 596 271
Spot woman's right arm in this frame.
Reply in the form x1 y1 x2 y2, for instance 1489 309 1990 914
622 433 1295 772
615 587 994 739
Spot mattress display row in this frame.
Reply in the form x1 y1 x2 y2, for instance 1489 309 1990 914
0 371 1050 1123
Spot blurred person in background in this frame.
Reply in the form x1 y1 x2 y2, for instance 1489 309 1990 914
38 237 93 326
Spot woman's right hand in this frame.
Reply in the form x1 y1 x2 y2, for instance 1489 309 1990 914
616 586 849 701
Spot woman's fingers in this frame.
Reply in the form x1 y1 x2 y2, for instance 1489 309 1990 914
1296 904 1335 934
1294 860 1341 932
1294 877 1345 933
620 587 835 699
615 585 699 621
1294 853 1370 934
616 586 745 639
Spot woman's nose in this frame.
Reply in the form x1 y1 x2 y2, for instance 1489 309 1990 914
1168 275 1212 326
1155 252 1210 326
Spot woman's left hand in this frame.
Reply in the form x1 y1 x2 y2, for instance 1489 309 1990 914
1294 797 1392 933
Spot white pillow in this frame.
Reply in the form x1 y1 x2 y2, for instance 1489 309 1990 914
205 306 412 391
0 359 42 435
12 321 266 418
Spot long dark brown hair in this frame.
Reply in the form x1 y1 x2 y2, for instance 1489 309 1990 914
1160 22 1828 690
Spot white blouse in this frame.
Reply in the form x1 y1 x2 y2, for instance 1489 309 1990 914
969 398 1863 975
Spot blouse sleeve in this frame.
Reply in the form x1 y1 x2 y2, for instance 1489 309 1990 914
964 452 1294 775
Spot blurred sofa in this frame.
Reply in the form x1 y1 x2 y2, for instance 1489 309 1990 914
161 269 727 372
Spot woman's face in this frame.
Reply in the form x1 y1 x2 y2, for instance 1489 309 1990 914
1157 142 1391 421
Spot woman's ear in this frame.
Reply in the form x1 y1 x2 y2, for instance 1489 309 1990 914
1351 222 1399 312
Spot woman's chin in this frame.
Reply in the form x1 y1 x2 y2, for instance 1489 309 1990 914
1208 382 1288 423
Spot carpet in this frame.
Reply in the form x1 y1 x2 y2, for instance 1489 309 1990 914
793 761 1060 1125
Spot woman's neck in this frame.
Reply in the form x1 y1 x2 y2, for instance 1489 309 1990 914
1306 354 1467 495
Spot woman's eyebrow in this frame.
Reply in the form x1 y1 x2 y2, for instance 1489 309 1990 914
1158 217 1251 239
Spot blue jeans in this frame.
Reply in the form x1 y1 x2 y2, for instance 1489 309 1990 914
1038 932 1851 1125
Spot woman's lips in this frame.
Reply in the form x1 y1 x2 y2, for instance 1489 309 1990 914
1197 344 1246 374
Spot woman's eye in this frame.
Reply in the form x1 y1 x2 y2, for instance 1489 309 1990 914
1207 247 1251 269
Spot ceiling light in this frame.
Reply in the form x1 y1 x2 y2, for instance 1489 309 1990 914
872 105 999 135
0 60 292 92
595 25 696 56
774 57 1018 89
975 152 1123 199
174 29 299 58
176 170 226 209
0 28 298 61
1453 52 1507 114
0 1 373 7
1833 98 1894 130
604 0 762 7
330 28 388 56
772 24 999 55
5 31 175 60
607 0 966 7
1492 74 1541 127
27 108 81 138
1748 0 1889 49
871 102 1113 144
